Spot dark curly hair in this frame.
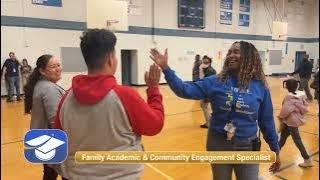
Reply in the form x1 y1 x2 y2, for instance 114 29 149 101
217 41 268 89
80 28 117 70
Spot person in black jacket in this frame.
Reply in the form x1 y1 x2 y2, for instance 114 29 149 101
291 54 313 101
192 54 202 82
199 56 216 128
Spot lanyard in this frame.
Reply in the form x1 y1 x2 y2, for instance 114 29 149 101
228 89 239 123
228 77 239 123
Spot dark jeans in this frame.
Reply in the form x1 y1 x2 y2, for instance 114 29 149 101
43 164 68 180
299 78 313 100
6 76 20 100
207 131 259 180
279 124 309 159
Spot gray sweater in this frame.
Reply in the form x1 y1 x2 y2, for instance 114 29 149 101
30 79 65 129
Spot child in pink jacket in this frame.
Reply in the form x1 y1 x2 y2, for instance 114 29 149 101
278 78 313 167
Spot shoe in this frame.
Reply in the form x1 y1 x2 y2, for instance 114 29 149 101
6 98 13 102
16 97 22 101
298 158 313 168
200 124 208 128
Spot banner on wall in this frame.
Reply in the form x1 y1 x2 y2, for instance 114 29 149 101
32 0 62 7
239 0 250 12
220 0 232 10
117 0 143 15
220 11 232 25
178 0 205 29
239 13 250 27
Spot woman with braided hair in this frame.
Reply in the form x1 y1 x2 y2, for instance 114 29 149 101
149 41 281 180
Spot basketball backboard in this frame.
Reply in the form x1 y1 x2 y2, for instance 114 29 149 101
87 0 128 31
272 21 288 41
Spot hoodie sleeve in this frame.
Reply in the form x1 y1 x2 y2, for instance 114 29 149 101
163 67 211 100
258 88 280 152
295 100 309 114
54 89 70 130
42 86 64 128
279 96 296 119
114 86 164 136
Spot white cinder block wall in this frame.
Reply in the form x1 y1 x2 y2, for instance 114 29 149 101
1 0 319 95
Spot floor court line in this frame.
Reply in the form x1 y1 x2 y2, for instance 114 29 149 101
165 109 202 117
146 163 175 180
260 151 319 179
1 139 23 146
273 175 287 180
300 130 319 136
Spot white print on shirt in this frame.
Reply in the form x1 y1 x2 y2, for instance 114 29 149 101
220 87 254 115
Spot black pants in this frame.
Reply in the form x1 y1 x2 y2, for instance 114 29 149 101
43 164 68 180
278 124 309 159
299 78 313 100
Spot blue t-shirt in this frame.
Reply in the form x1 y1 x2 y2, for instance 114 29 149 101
3 58 20 77
163 68 279 152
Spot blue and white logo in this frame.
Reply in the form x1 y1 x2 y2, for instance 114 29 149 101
24 129 68 163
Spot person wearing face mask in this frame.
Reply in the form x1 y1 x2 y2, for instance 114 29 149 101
149 41 281 180
199 55 216 128
23 55 68 180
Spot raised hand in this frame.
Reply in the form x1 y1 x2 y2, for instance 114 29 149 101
145 64 161 87
149 48 169 70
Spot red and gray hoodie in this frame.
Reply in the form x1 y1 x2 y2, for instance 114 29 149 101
54 74 164 180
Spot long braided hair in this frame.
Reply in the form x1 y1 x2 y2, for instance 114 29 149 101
217 41 268 89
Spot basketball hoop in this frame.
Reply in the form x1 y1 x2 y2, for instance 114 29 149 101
106 20 119 32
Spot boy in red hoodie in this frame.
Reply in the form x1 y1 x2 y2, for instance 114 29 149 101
54 29 164 179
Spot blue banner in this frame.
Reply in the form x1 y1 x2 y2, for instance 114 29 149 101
239 0 250 12
220 11 232 25
239 13 250 27
220 0 233 10
32 0 62 7
178 0 205 29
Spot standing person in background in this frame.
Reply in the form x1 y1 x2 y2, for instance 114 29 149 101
150 41 281 179
312 60 319 100
192 54 202 82
199 56 216 128
1 52 22 102
24 54 68 180
1 63 10 97
310 65 319 118
20 58 32 90
291 54 314 101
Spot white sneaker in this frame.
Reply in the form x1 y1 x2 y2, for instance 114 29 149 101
298 158 313 168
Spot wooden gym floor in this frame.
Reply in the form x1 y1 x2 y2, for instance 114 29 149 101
1 76 319 180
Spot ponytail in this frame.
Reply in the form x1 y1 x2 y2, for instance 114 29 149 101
24 54 52 113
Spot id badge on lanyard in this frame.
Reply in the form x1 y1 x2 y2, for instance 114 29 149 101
223 88 239 140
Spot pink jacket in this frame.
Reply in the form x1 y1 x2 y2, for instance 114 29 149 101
279 91 309 127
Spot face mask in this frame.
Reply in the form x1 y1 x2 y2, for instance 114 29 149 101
200 64 210 68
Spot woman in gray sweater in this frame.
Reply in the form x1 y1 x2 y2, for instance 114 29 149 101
24 54 67 180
